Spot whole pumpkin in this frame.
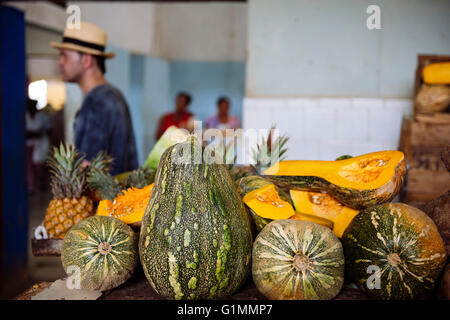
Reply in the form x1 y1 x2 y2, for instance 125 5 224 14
342 203 447 300
139 137 253 300
252 219 345 300
61 215 138 291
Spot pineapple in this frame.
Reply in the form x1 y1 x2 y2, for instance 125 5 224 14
221 126 289 181
43 144 94 239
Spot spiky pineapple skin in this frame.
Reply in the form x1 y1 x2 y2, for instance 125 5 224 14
43 196 95 239
43 143 95 239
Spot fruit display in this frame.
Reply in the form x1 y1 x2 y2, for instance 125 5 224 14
97 183 154 225
290 190 359 238
61 215 138 291
264 150 407 209
139 137 253 299
342 203 447 300
43 144 95 239
252 219 345 300
33 132 449 301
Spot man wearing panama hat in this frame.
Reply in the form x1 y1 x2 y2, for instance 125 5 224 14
51 21 137 174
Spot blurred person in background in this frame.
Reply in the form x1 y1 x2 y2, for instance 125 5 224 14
155 92 195 140
51 21 137 175
205 96 241 131
205 96 242 154
26 98 53 193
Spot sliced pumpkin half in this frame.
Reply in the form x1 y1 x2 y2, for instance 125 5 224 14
290 190 359 238
264 150 407 209
243 184 295 220
97 183 154 224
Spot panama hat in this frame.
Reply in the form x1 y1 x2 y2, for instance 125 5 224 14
51 21 115 59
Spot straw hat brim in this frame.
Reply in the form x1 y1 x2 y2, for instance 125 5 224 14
50 41 115 59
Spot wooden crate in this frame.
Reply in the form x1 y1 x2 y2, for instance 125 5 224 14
400 118 450 202
405 168 450 202
414 54 450 117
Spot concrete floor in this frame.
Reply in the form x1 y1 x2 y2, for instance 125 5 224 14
26 189 66 287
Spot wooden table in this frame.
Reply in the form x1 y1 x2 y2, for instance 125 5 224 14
14 267 369 300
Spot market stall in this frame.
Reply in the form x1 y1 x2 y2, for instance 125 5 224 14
24 125 449 301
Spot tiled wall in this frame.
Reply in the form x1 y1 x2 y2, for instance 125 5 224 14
243 97 413 161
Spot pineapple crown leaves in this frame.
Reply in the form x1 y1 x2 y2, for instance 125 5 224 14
208 126 289 180
89 150 114 172
251 125 289 173
87 150 122 201
122 166 156 189
87 151 156 200
46 143 87 199
88 167 122 201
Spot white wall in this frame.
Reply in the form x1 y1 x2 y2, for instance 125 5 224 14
69 1 157 56
25 24 62 81
5 1 66 32
8 1 158 56
68 2 248 61
156 2 247 61
246 0 450 99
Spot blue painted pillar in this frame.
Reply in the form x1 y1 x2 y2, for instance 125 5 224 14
0 5 28 298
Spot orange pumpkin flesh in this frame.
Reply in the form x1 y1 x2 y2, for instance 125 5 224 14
97 183 154 224
243 184 295 220
290 190 359 237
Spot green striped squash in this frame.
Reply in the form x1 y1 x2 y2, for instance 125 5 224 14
139 137 253 300
252 219 345 300
61 215 138 291
342 203 447 300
